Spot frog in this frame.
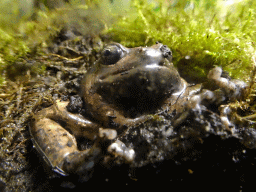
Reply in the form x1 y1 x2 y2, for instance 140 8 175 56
29 42 248 179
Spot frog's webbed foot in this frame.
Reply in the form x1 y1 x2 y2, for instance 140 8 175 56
207 66 248 101
173 66 248 131
172 89 216 128
107 140 135 162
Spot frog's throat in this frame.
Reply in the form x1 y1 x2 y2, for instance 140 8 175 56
172 78 187 97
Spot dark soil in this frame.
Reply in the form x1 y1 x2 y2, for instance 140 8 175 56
1 29 256 192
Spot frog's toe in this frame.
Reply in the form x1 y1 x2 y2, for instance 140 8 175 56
207 66 248 101
62 146 101 177
107 140 135 162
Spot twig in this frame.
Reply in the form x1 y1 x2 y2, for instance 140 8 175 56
49 53 84 61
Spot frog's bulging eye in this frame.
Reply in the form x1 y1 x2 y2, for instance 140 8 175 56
101 44 125 65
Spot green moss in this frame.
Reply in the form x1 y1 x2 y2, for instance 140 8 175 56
1 0 255 83
0 29 30 83
0 0 112 83
107 0 256 81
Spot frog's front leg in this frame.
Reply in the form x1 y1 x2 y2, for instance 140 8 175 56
30 100 107 176
83 92 151 129
207 66 248 101
173 66 249 130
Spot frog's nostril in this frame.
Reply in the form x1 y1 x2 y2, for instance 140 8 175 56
160 45 172 59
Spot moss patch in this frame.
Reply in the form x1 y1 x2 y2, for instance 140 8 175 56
107 0 256 82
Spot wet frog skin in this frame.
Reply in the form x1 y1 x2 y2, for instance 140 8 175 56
80 42 186 127
29 43 248 178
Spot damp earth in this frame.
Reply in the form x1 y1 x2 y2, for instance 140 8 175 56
1 29 256 191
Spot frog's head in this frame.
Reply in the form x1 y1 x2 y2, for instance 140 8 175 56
85 43 186 116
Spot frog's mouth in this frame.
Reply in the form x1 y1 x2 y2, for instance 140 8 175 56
99 55 172 79
100 54 174 81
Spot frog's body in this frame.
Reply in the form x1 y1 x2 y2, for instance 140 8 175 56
80 43 186 127
30 43 248 177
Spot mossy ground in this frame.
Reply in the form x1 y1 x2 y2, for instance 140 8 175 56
1 0 256 94
0 0 256 191
107 0 256 82
1 0 256 80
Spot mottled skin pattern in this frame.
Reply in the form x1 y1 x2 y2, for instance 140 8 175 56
30 43 248 177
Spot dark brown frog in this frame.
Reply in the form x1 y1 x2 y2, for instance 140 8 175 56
29 42 248 177
80 43 187 128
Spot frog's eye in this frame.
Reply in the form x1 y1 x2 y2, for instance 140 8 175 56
101 44 124 65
